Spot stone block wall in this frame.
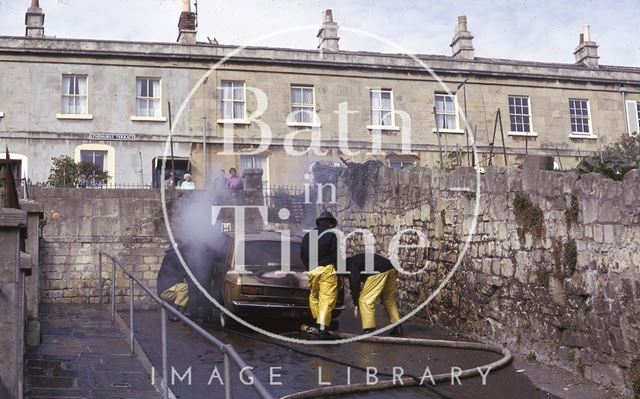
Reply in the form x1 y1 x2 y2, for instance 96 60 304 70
31 187 174 306
334 166 640 397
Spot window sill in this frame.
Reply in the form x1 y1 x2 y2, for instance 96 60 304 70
0 112 4 118
432 128 465 134
287 122 322 128
217 119 251 125
56 113 94 120
130 116 167 122
507 131 538 137
367 125 400 131
569 133 598 140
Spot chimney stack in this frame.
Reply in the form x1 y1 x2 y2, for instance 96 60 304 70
317 9 339 52
25 0 45 38
177 0 197 44
450 16 474 60
574 25 599 68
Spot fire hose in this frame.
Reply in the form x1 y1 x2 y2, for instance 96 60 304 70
280 332 512 399
210 324 512 399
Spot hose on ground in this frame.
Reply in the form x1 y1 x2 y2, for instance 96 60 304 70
210 323 511 399
209 324 455 399
279 332 512 399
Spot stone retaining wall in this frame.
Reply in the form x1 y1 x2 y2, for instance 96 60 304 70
333 165 640 397
31 187 173 306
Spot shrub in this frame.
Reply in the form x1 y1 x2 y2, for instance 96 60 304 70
46 155 110 188
577 133 640 180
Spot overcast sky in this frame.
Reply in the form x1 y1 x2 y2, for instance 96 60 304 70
1 0 638 66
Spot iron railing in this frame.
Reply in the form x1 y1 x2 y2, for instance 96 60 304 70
97 252 274 399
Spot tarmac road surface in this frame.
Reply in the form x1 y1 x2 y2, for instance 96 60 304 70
122 306 559 399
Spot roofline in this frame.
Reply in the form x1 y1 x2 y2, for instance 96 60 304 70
1 35 640 85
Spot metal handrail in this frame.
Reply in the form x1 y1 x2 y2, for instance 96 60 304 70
97 251 274 399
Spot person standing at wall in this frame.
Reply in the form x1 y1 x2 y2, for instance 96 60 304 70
226 167 242 189
346 252 403 336
300 210 340 339
179 173 196 190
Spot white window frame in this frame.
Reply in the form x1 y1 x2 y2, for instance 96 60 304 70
568 98 597 139
73 144 116 185
432 93 464 134
218 81 248 124
57 74 93 120
131 77 166 122
288 85 319 127
507 95 536 137
626 100 640 135
367 88 399 131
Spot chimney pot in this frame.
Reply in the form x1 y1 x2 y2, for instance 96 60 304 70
323 9 334 23
579 33 584 44
182 0 191 12
583 25 591 42
30 0 39 8
457 15 468 32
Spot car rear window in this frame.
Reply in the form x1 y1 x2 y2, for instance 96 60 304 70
237 240 306 270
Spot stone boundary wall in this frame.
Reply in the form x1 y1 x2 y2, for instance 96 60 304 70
333 166 640 397
31 187 174 306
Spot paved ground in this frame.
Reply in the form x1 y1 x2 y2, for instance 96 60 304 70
23 303 621 399
122 307 560 399
24 304 161 399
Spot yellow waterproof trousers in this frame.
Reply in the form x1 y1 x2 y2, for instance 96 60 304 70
359 268 400 329
160 282 189 311
307 264 338 328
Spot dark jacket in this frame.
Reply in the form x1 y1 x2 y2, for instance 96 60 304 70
300 225 338 269
346 253 395 306
157 243 224 321
157 245 188 296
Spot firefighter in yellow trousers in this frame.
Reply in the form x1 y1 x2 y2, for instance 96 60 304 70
301 210 339 340
347 252 403 336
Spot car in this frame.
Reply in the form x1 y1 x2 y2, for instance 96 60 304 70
212 231 345 329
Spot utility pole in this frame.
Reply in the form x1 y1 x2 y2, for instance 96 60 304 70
168 101 176 187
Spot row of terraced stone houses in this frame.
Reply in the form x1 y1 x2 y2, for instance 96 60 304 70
1 1 640 188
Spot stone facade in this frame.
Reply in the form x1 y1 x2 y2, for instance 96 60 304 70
2 10 640 188
332 165 640 397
